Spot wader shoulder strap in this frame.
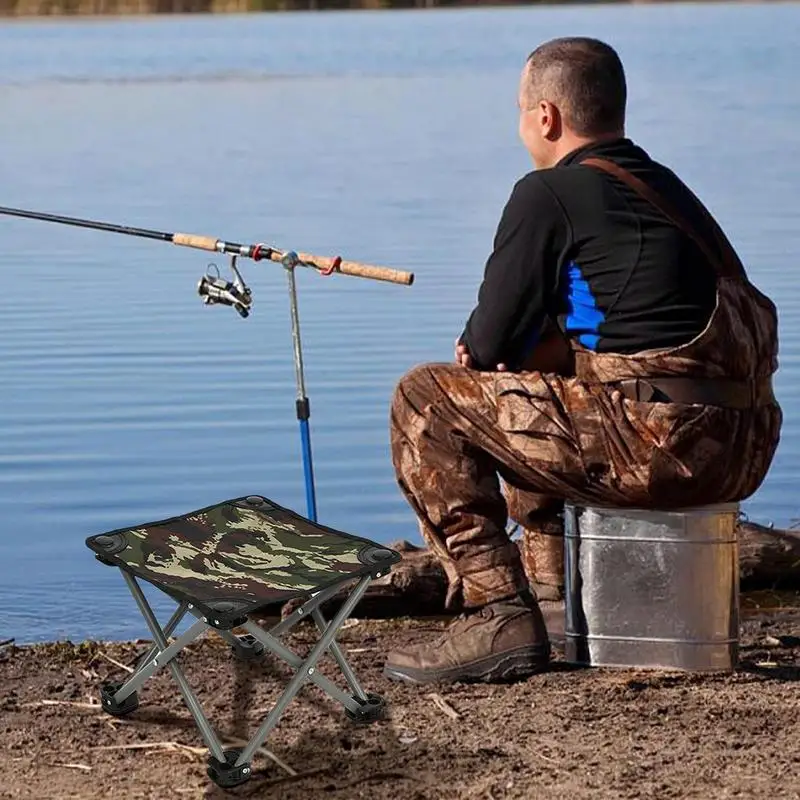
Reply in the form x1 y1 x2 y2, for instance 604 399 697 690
580 157 744 281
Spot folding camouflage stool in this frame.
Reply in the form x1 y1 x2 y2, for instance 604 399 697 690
85 494 401 789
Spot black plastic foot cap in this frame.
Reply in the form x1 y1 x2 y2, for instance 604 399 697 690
207 748 252 788
345 692 387 724
231 633 265 661
100 682 139 717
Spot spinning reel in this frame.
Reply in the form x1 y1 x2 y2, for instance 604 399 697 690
197 256 252 318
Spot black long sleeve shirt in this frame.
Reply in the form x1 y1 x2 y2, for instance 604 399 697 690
460 138 719 371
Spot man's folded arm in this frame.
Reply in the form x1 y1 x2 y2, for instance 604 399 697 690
459 175 566 371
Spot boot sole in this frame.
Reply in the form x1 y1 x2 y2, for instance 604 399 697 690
382 645 551 686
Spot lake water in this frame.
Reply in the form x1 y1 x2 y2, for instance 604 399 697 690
1 2 799 643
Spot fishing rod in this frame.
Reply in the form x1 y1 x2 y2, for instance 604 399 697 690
1 203 415 523
0 204 414 287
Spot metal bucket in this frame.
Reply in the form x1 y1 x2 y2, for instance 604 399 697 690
564 502 740 672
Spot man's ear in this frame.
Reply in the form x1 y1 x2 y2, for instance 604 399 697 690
539 100 562 141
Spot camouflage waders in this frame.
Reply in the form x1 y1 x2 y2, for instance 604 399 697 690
504 487 565 600
384 158 780 683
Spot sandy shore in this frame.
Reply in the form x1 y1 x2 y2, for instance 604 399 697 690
0 605 798 800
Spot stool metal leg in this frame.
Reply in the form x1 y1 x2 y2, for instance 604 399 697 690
132 601 190 671
111 617 210 703
311 608 369 702
268 580 350 639
234 574 372 767
183 604 365 713
121 571 228 765
240 619 363 713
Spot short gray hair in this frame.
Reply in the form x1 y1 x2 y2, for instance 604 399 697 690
524 37 627 137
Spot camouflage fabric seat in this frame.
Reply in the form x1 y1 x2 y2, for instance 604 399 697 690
85 495 400 790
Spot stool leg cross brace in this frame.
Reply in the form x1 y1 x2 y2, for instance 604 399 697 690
101 570 384 789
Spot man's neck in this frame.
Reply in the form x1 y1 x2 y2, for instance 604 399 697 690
552 131 626 167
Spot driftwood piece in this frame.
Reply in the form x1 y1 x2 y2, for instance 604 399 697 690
280 540 448 620
738 520 800 587
278 522 800 621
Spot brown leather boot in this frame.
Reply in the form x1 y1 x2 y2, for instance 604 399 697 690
382 593 551 684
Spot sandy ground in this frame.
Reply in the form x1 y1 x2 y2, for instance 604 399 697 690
0 606 798 800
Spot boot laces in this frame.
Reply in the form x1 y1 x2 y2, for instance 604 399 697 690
449 605 493 631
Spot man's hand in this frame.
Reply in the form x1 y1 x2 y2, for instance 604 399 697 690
456 320 573 375
455 340 473 368
455 339 509 371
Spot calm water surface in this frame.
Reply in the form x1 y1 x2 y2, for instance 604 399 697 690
1 3 799 642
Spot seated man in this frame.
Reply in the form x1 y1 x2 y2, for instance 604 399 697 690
383 37 782 685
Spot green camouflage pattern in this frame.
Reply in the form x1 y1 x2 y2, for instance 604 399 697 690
87 498 398 609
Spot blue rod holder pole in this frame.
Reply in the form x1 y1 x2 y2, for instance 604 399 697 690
298 417 317 522
283 252 318 522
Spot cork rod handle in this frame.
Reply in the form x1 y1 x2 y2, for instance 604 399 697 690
172 233 219 252
277 250 415 286
171 232 415 286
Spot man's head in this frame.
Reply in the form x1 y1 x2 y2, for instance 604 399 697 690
518 37 627 169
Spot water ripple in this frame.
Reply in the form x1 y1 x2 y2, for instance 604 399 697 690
1 4 799 642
